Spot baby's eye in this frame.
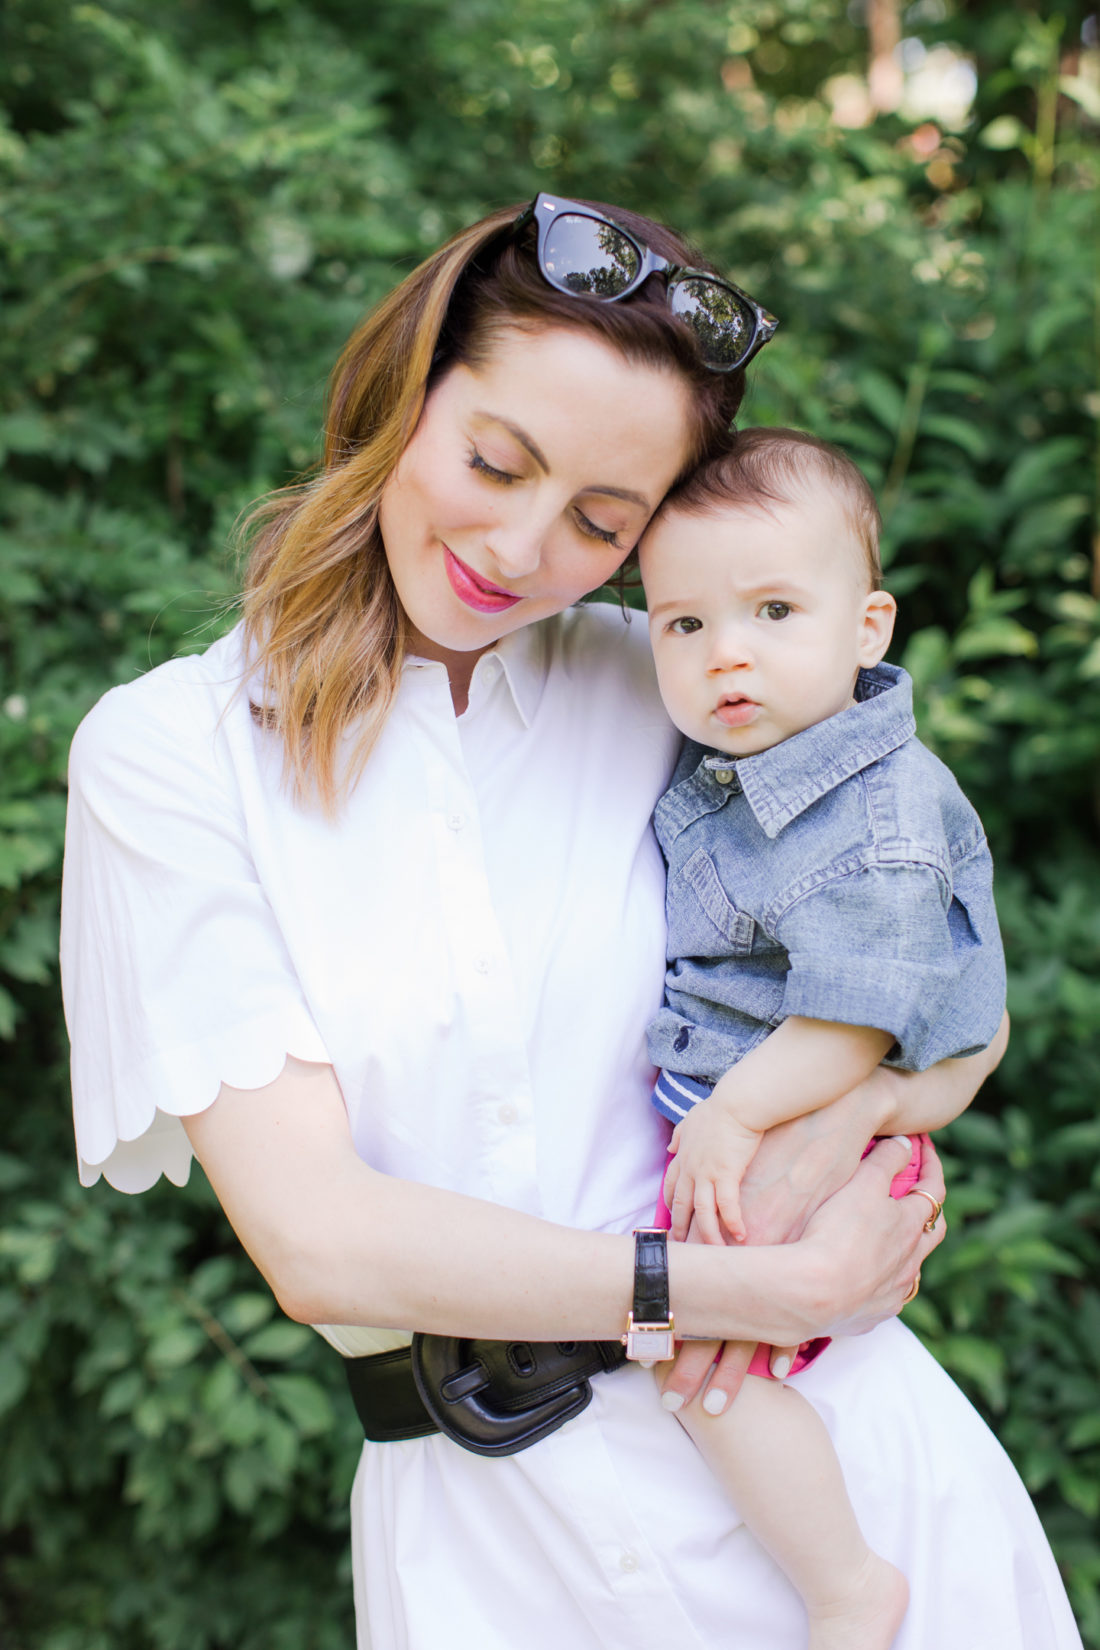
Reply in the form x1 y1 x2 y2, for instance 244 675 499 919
668 616 703 635
760 601 792 621
467 448 517 485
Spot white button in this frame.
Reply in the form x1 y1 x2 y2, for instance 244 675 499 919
482 658 499 680
712 767 734 785
497 1103 519 1125
447 812 465 831
474 957 490 974
618 1549 640 1574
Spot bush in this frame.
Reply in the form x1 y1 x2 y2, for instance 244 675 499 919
2 1 1096 1643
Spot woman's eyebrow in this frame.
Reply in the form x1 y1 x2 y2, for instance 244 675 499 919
474 411 651 510
587 483 651 509
475 412 550 472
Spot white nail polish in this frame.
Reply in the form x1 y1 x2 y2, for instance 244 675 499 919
638 1358 656 1370
890 1135 913 1152
771 1354 792 1379
660 1390 685 1413
702 1388 726 1416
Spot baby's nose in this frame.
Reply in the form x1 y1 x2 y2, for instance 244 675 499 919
707 628 752 672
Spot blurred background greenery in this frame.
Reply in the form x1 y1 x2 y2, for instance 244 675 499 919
1 0 1097 1644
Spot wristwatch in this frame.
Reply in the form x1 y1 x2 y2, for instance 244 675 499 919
621 1228 675 1361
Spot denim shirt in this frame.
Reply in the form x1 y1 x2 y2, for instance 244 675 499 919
647 663 1006 1110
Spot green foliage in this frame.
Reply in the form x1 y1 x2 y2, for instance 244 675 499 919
1 0 1097 1644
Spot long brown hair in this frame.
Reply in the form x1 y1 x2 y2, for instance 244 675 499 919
241 198 748 808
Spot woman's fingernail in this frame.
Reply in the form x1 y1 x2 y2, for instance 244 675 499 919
638 1358 656 1370
702 1388 727 1416
660 1389 685 1413
890 1135 912 1152
771 1354 792 1379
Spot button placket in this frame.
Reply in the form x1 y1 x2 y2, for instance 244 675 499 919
426 727 541 1213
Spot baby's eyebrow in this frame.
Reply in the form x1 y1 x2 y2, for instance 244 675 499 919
739 579 807 599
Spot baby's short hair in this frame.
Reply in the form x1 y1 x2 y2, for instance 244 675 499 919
661 426 883 590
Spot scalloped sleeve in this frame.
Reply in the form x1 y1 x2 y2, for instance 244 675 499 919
61 655 331 1193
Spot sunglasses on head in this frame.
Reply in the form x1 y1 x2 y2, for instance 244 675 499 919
514 192 779 373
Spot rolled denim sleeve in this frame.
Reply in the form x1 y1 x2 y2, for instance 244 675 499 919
774 849 1006 1071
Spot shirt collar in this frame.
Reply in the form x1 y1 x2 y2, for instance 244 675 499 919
404 619 549 730
704 663 916 839
484 621 548 729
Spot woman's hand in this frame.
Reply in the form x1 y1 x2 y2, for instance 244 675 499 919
738 1089 878 1246
799 1133 945 1336
657 1094 879 1414
657 1135 946 1414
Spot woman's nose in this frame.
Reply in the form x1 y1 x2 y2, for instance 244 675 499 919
483 514 548 579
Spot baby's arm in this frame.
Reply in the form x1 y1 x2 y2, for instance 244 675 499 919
664 1016 893 1243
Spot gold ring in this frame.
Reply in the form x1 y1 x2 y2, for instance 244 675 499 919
902 1271 922 1304
909 1188 943 1231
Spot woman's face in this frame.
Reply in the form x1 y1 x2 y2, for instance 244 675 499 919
378 325 694 671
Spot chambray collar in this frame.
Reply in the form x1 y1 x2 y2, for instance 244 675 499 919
702 663 916 839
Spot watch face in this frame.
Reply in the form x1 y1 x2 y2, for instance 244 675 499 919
623 1325 676 1362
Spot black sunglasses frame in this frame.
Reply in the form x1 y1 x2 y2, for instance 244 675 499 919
513 192 779 373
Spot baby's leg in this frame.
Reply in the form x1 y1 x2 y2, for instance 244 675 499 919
678 1373 908 1650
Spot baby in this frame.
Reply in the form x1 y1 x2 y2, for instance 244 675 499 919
637 427 1006 1650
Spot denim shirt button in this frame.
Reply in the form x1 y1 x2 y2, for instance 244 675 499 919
711 768 735 785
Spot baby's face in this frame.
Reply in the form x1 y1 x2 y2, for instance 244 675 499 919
639 490 896 757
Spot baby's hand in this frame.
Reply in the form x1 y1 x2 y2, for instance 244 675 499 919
662 1101 764 1244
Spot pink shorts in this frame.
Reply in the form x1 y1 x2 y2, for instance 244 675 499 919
654 1133 925 1379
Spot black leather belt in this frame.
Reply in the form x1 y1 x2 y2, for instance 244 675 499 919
345 1334 627 1457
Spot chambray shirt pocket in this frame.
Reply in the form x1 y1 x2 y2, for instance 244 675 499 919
673 847 756 958
774 845 1004 1070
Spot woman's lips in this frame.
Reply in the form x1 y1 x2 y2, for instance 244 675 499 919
714 695 759 727
443 547 522 614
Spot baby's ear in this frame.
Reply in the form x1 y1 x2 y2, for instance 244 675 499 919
857 589 897 667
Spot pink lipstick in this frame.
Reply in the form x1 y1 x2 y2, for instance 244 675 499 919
443 547 522 614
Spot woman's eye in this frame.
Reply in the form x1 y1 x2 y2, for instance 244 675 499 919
575 509 623 548
761 601 792 621
669 616 703 635
467 449 517 485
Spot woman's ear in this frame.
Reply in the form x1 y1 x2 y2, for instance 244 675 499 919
857 589 897 668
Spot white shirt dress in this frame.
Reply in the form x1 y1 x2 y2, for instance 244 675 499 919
62 605 1082 1650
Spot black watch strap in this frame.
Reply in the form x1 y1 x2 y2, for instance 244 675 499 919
622 1228 675 1361
633 1228 670 1321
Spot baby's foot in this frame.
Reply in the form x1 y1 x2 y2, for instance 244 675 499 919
806 1552 909 1650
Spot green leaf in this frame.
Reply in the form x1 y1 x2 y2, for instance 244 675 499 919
146 1326 205 1370
242 1320 313 1361
1066 1412 1100 1451
936 1335 1007 1410
219 1292 276 1337
955 618 1039 661
855 369 905 435
268 1373 335 1436
921 414 990 462
0 1350 30 1418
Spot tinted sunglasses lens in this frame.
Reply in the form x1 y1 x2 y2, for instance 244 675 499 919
670 277 757 369
543 213 641 297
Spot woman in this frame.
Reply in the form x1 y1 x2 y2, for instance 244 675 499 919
62 194 1081 1649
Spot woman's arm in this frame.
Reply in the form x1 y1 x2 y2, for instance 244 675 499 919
739 1009 1008 1247
182 1056 944 1350
657 1015 1006 1411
